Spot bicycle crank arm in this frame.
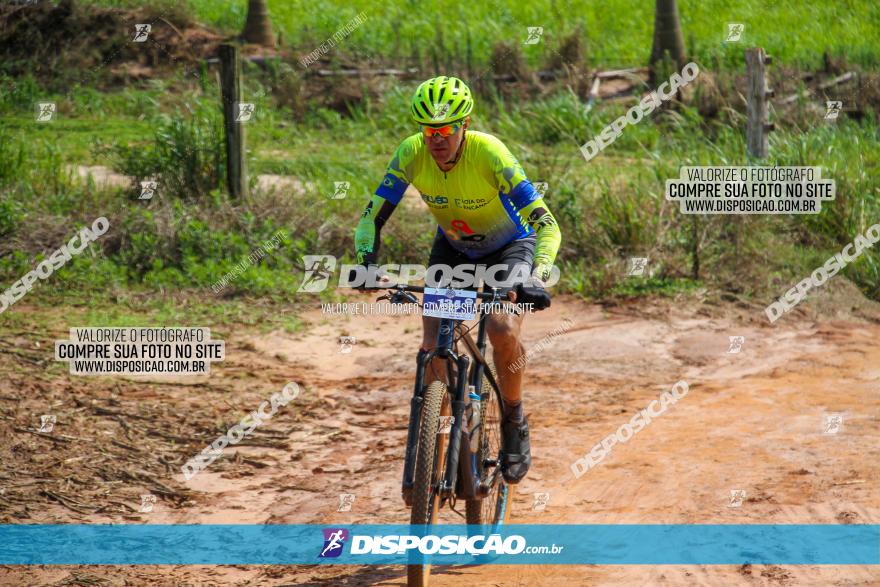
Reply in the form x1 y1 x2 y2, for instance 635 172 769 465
478 465 502 497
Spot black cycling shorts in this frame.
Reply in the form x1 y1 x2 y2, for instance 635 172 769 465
426 233 535 289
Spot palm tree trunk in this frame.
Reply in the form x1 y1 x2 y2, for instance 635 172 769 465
650 0 685 69
242 0 275 47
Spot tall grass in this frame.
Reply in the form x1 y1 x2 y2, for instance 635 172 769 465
98 103 226 200
466 88 879 298
2 73 878 303
80 0 880 69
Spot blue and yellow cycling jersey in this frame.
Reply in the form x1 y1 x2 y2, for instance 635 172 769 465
356 130 561 279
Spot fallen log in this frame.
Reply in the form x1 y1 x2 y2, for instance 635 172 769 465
779 72 855 104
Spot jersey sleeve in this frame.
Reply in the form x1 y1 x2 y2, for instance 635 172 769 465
518 197 562 282
354 194 391 264
374 134 421 205
355 136 421 264
484 134 531 201
485 136 562 282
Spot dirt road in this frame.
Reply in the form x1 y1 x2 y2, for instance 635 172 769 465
1 291 878 586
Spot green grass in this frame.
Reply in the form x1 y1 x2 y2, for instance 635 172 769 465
2 77 878 304
80 0 880 69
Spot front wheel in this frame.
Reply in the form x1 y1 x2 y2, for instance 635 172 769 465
466 363 513 527
407 381 451 587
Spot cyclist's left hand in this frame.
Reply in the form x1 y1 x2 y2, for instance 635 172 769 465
508 276 551 310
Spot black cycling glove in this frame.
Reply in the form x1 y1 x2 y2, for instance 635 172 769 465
513 281 551 310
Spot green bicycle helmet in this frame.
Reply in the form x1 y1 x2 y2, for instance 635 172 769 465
410 76 474 125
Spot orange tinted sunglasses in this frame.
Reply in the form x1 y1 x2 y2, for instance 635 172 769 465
420 120 464 138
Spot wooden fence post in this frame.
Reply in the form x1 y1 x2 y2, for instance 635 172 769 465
219 43 247 199
745 48 774 159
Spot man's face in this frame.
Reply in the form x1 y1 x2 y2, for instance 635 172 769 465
424 118 469 165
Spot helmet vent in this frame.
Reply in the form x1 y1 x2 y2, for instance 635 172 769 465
417 101 431 119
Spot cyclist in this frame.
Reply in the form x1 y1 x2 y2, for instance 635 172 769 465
354 76 562 483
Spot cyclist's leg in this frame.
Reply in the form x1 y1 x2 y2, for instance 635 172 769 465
481 236 536 483
485 311 526 404
483 236 535 408
486 237 535 408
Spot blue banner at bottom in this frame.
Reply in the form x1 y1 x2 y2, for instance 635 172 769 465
0 525 877 565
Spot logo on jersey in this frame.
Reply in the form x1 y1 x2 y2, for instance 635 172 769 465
446 219 485 243
453 197 489 210
319 528 349 558
421 194 449 208
527 208 557 231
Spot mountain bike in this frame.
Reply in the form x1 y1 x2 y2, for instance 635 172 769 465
367 282 548 587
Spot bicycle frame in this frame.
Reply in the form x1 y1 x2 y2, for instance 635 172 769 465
401 295 506 503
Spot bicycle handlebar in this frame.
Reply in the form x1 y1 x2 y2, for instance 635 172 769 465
366 282 551 310
364 283 509 301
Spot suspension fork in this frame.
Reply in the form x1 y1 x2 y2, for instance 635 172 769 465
401 348 431 495
401 318 459 495
440 351 470 497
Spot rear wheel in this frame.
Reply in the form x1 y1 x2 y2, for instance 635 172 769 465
407 381 451 587
466 363 513 527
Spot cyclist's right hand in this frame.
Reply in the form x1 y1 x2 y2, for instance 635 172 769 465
348 264 395 290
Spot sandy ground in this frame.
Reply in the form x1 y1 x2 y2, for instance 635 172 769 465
1 292 878 586
68 165 316 197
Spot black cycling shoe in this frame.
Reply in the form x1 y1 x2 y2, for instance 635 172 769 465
500 415 531 484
